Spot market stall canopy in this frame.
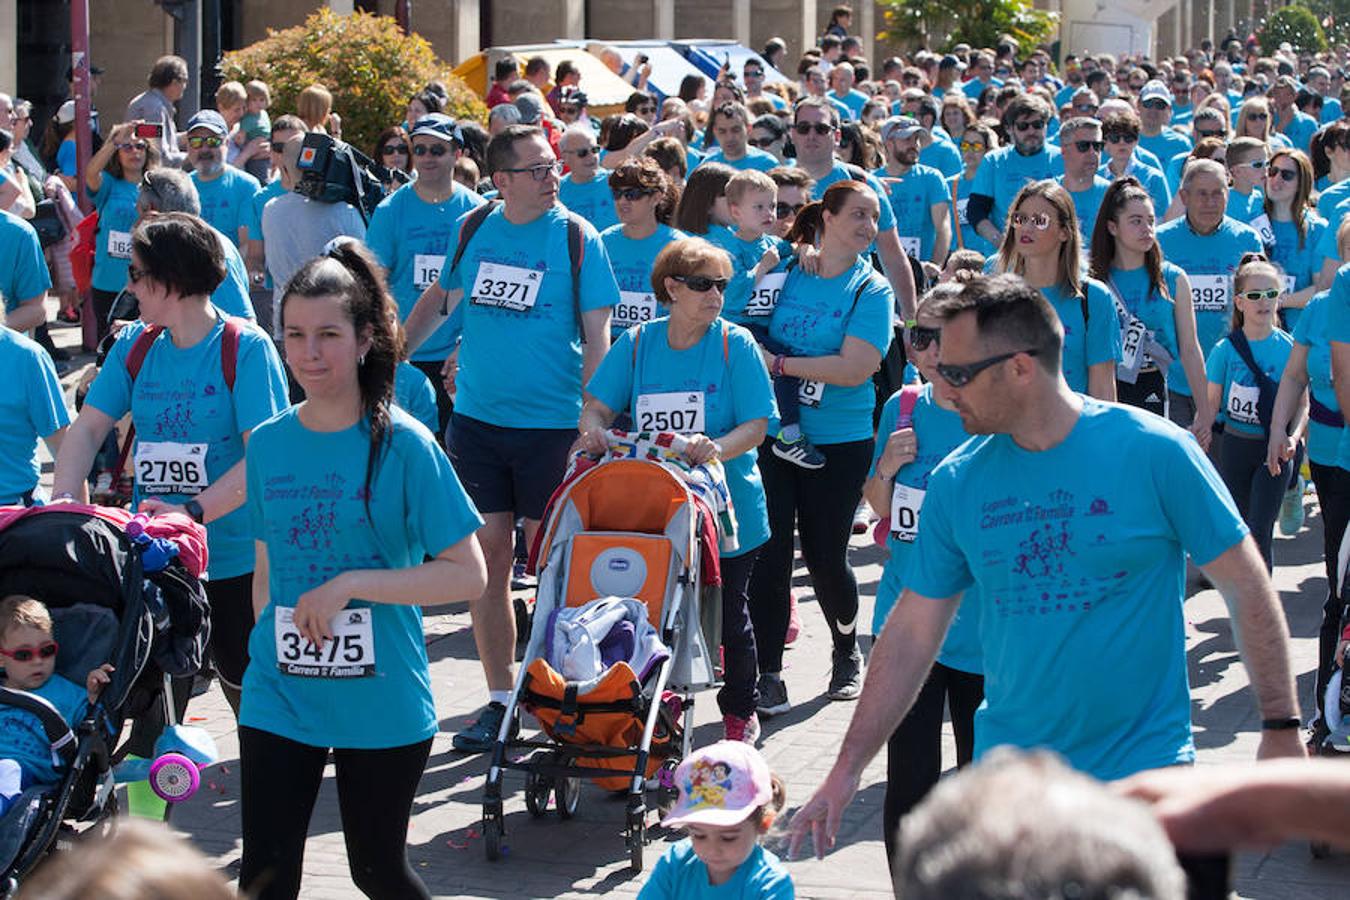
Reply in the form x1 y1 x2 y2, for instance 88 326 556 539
672 40 791 87
453 42 636 117
589 40 712 103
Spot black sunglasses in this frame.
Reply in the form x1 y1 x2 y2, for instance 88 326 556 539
566 146 597 158
1141 99 1170 110
271 141 287 153
936 349 1039 387
793 122 835 136
775 202 804 219
1267 165 1299 182
673 274 729 293
744 69 764 78
413 144 450 157
908 325 940 352
1195 129 1224 140
1013 119 1046 132
1070 140 1104 153
612 187 654 201
748 136 778 148
381 144 409 155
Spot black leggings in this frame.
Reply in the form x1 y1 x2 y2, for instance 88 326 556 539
411 358 454 442
1216 431 1288 571
717 549 760 719
91 287 118 344
238 726 433 900
205 573 253 701
1310 461 1350 712
883 661 984 872
747 438 873 673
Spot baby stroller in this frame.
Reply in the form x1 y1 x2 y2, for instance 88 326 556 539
0 505 214 896
482 435 725 872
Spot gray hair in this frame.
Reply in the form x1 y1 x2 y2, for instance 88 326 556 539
137 168 201 216
894 749 1186 900
1181 157 1227 190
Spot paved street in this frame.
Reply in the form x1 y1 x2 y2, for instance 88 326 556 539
41 317 1350 899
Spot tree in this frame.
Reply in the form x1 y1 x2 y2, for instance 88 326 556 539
1294 0 1350 45
1259 4 1328 54
221 9 485 157
879 0 1059 55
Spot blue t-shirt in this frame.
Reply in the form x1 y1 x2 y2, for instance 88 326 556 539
1138 130 1192 180
1322 97 1344 124
0 210 52 312
696 147 780 173
0 328 69 503
638 840 793 900
242 406 484 748
1324 265 1350 466
1107 263 1186 370
601 223 687 336
870 385 981 674
212 231 256 321
1291 292 1342 466
1269 215 1329 332
1281 111 1319 153
874 164 950 261
971 145 1064 234
706 228 792 326
1226 188 1265 223
0 674 86 787
949 173 996 257
559 174 619 233
90 175 140 293
55 140 76 177
86 317 288 579
439 204 621 429
906 399 1248 779
1057 174 1112 242
1206 329 1294 437
962 77 1001 101
192 167 261 247
1157 216 1265 396
919 138 963 179
810 162 897 234
1317 179 1350 222
1037 279 1121 393
769 258 893 444
587 318 776 556
366 182 486 363
831 89 869 120
394 361 438 434
1102 159 1170 217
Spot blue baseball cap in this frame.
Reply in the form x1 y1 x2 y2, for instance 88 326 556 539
410 113 463 146
186 109 229 136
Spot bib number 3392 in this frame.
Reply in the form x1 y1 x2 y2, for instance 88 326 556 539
274 606 375 678
134 441 209 495
470 261 543 312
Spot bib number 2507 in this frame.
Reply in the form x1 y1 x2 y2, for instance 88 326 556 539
274 607 375 678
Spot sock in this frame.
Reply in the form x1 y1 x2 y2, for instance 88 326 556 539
488 690 511 707
778 424 801 443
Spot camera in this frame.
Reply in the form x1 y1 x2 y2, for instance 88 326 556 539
294 132 395 222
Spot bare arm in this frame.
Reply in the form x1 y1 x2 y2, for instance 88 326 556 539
85 124 129 196
52 407 119 501
1268 343 1310 474
864 427 916 517
929 201 952 267
402 283 463 356
140 431 253 522
779 336 883 387
1086 362 1117 402
1331 340 1350 420
874 229 918 321
581 307 612 388
252 541 270 618
6 296 47 333
1317 256 1339 292
1172 273 1214 432
41 426 66 461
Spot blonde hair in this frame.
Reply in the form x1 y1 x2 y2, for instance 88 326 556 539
995 180 1082 296
1237 97 1273 142
295 84 333 131
1231 255 1282 330
245 79 271 104
0 594 50 644
214 81 246 110
724 170 776 206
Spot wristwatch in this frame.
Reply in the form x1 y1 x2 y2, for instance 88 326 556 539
184 499 205 524
1261 716 1301 731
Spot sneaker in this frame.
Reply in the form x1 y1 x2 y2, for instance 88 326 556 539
510 561 537 590
723 712 761 745
827 647 864 701
784 592 802 647
772 435 826 469
851 501 874 535
452 701 517 753
756 673 791 717
1279 476 1306 536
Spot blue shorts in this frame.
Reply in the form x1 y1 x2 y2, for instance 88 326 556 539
445 413 575 520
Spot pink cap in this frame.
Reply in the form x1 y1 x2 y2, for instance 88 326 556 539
662 740 773 828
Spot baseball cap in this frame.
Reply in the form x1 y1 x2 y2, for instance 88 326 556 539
489 104 522 127
559 86 590 108
55 100 76 125
410 113 463 145
662 741 772 829
1138 80 1173 107
939 54 966 71
186 109 229 136
514 93 544 125
880 115 926 141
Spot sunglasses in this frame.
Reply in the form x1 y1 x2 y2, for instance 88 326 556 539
566 146 597 158
748 136 778 148
271 141 289 153
1141 99 1170 110
127 264 148 283
1238 159 1267 170
959 140 987 153
1237 288 1281 301
115 141 148 152
908 325 940 351
1013 119 1046 132
0 640 58 662
743 71 764 79
1105 132 1138 143
381 144 409 156
1267 165 1298 182
1247 112 1269 121
1011 211 1055 230
774 201 804 219
413 144 450 157
186 135 224 148
673 274 729 293
936 349 1039 387
1070 140 1104 153
612 187 654 201
1195 129 1224 140
793 122 835 136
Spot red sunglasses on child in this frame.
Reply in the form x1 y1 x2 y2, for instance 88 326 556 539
0 641 58 662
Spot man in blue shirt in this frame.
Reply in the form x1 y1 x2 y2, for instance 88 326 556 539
1307 67 1344 123
1271 75 1319 154
558 125 618 231
875 116 951 267
1136 81 1192 177
185 109 261 249
901 92 963 178
962 53 1000 101
0 209 50 333
695 102 779 173
1054 117 1111 241
789 273 1303 856
828 62 869 121
968 94 1062 247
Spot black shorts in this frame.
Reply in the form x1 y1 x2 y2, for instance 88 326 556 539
445 413 575 520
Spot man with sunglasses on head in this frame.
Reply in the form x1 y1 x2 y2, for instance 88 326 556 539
966 94 1062 249
1270 75 1319 155
744 59 787 112
186 110 261 254
402 124 619 753
366 114 485 436
1136 82 1191 189
558 124 619 231
790 273 1304 865
875 116 951 269
1055 118 1112 241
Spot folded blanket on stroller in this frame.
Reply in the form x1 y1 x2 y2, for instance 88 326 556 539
545 597 669 694
602 431 739 553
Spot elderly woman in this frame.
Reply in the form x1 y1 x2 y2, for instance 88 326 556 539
579 237 776 743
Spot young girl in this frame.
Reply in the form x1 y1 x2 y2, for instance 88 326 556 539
640 741 793 898
675 162 736 236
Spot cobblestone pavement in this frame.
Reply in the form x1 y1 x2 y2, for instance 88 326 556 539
40 318 1350 899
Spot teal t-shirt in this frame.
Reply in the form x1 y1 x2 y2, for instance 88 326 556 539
85 316 289 579
637 840 793 900
1323 264 1350 467
1057 174 1112 242
874 163 950 261
366 182 485 363
211 231 256 321
906 399 1248 779
705 228 792 326
870 385 981 674
559 173 619 233
601 223 687 336
1269 215 1329 332
1291 291 1342 466
0 210 52 312
919 138 963 179
1107 262 1185 367
90 175 140 292
1316 179 1350 222
970 144 1064 233
0 327 69 502
696 147 779 173
810 162 897 234
586 318 776 557
1037 279 1121 394
1226 189 1264 223
768 258 894 444
439 204 621 429
192 167 261 247
0 674 86 787
241 405 484 749
1205 329 1294 437
394 361 438 434
948 173 996 257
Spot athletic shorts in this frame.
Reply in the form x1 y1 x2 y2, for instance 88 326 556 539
445 413 575 520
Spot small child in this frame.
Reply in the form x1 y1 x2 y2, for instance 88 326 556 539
940 248 986 283
710 171 824 470
237 80 273 183
639 740 793 899
0 595 112 814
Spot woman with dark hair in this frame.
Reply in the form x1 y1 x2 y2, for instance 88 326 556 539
1262 149 1327 332
837 120 881 170
456 120 490 173
679 74 707 107
674 161 734 235
625 90 659 124
52 212 289 723
1315 122 1350 217
749 114 790 164
404 90 443 131
371 126 410 189
40 110 76 192
762 38 787 72
237 242 487 900
748 180 895 716
601 158 685 336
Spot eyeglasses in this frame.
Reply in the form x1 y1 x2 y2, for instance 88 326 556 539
1141 99 1170 111
936 349 1039 387
774 201 804 219
1013 119 1046 132
959 140 988 153
1104 132 1138 143
115 141 148 152
186 135 224 149
744 70 764 79
1267 165 1298 182
673 274 730 293
1237 288 1281 301
270 141 289 153
612 187 654 201
502 161 563 180
748 136 779 148
565 146 597 158
381 144 409 156
1069 140 1104 153
0 641 58 662
413 144 450 157
908 325 940 351
1011 211 1055 230
793 122 835 136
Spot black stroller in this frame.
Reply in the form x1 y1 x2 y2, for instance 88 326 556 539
0 505 211 896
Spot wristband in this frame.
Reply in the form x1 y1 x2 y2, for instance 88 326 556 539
184 499 205 524
903 318 917 329
772 355 786 378
1260 716 1301 731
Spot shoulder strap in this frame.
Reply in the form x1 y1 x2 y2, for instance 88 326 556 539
1228 328 1266 383
445 200 500 304
220 317 242 392
124 325 164 382
566 211 586 345
896 383 922 428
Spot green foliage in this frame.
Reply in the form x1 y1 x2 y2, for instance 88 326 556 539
221 8 485 156
879 0 1059 55
1259 4 1328 55
1294 0 1350 45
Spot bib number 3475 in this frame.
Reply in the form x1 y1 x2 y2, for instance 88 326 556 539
274 607 376 678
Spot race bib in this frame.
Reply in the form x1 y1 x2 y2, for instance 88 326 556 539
413 253 445 290
1227 381 1262 426
956 198 969 226
890 483 925 543
1284 274 1297 295
1250 214 1275 245
635 391 705 434
108 230 132 260
274 606 375 678
614 290 658 329
134 442 209 496
746 272 786 318
469 261 543 312
798 379 825 408
1190 274 1230 313
900 236 921 260
1120 315 1148 370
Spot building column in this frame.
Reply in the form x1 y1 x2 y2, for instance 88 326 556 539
560 0 583 39
449 0 479 65
328 0 354 13
799 0 817 60
0 0 14 96
733 0 750 46
654 0 674 39
859 0 874 69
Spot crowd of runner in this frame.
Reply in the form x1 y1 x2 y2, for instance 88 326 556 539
2 4 1350 896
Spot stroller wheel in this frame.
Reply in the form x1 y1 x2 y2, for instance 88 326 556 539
149 753 200 803
483 798 504 861
626 806 646 873
556 775 581 819
1311 841 1333 859
524 770 553 818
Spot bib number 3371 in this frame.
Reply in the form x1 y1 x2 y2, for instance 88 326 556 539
274 606 375 678
470 261 543 311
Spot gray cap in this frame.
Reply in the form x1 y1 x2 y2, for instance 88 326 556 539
880 115 926 141
186 109 229 136
1138 80 1172 107
514 93 544 125
940 54 965 71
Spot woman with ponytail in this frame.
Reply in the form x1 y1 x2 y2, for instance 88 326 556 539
237 242 487 900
